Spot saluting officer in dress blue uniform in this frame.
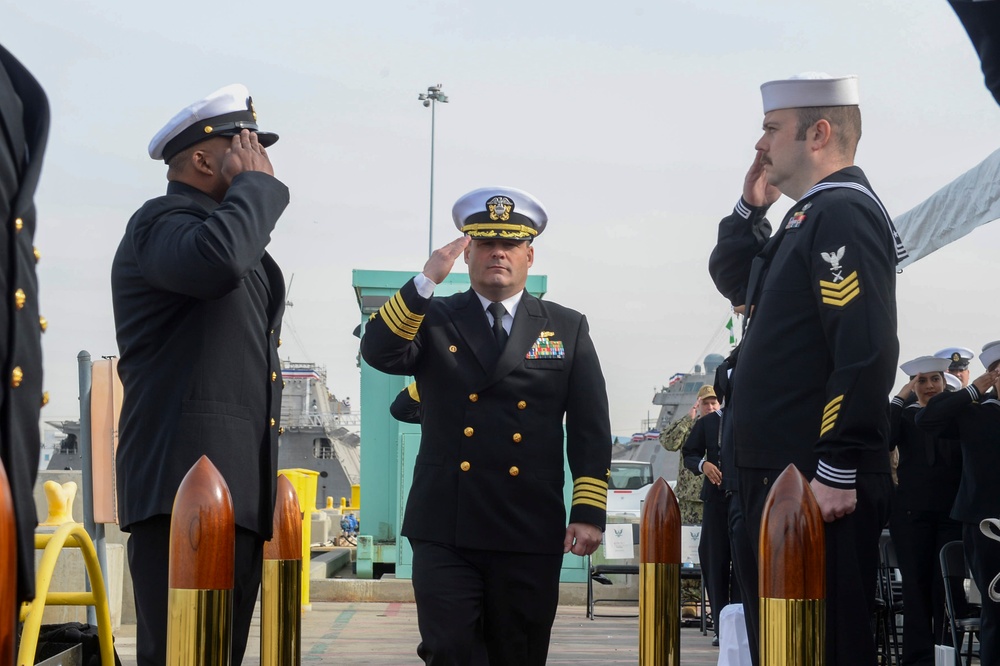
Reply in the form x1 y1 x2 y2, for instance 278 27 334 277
361 187 612 666
709 73 903 666
112 84 287 666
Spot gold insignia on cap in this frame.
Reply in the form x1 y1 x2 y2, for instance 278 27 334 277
952 352 962 363
486 196 514 222
203 125 213 134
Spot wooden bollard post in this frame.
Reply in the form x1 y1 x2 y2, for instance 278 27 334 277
639 477 681 666
0 461 15 665
167 456 235 666
759 464 825 666
261 474 302 666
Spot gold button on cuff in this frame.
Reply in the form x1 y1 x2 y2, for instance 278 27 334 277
11 367 23 388
271 371 277 381
508 466 519 477
278 427 285 435
517 400 527 410
449 345 458 353
39 316 48 333
14 288 26 309
512 433 522 443
460 461 471 472
464 427 474 437
33 247 40 263
270 418 276 427
14 218 23 232
469 393 478 402
41 391 49 407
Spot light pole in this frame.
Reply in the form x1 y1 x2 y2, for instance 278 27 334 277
418 84 449 258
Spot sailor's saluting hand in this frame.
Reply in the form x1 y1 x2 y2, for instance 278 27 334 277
743 149 781 208
422 235 471 284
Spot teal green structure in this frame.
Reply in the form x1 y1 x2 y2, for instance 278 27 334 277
352 269 590 582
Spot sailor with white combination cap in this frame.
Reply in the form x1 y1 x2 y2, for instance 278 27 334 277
112 83 288 666
361 186 611 665
934 346 975 387
709 72 901 666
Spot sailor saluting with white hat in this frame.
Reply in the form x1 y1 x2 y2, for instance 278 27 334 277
112 83 288 666
709 72 902 666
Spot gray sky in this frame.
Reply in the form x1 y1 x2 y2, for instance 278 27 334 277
6 0 1000 439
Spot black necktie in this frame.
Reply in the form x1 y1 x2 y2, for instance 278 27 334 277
488 302 508 349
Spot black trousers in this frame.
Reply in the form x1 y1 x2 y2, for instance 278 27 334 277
727 491 759 666
964 522 1000 666
127 515 264 666
739 469 892 666
889 507 963 666
699 496 737 632
409 539 563 666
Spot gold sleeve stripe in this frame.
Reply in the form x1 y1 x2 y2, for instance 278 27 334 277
820 394 844 436
386 294 422 332
406 382 420 402
378 291 424 340
573 497 608 511
819 271 861 307
574 476 609 491
573 488 607 504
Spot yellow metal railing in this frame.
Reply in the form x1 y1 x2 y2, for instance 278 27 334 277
17 522 115 666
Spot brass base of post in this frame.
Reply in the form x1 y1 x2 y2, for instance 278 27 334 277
262 559 302 666
167 588 233 666
760 597 825 666
639 562 680 666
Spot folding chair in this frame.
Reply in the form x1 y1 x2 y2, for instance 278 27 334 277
940 540 981 666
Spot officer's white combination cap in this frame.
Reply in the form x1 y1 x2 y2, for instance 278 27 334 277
934 346 974 370
760 72 860 113
148 83 278 162
453 186 548 241
900 356 950 376
980 341 1000 369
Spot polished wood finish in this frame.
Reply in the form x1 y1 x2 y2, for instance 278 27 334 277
759 464 825 600
640 477 681 564
264 474 302 561
169 456 235 590
0 461 15 663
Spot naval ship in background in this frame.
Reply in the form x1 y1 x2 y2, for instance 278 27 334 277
610 352 726 484
42 361 360 510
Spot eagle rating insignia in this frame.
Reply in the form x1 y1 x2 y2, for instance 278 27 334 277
821 246 847 282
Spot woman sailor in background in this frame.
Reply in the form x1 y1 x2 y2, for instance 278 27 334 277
916 342 1000 666
888 356 964 666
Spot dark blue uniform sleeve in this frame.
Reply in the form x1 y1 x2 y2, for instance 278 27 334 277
915 384 980 438
681 417 708 476
359 278 428 376
709 198 773 307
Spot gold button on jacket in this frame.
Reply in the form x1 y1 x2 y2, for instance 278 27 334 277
468 393 478 402
14 288 25 309
270 417 276 427
10 366 23 388
460 461 471 472
508 466 519 477
464 427 474 437
512 433 522 443
517 400 527 410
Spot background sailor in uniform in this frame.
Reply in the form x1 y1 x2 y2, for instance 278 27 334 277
708 72 901 666
681 385 736 647
360 186 612 666
888 356 964 666
934 346 974 388
916 341 1000 666
111 84 287 666
0 43 49 615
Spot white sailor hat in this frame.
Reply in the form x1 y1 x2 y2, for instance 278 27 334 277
452 186 548 241
934 346 974 371
900 355 950 377
980 341 1000 370
148 83 278 162
760 72 860 113
944 373 962 391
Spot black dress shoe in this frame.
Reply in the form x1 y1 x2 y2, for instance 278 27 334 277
712 635 720 647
